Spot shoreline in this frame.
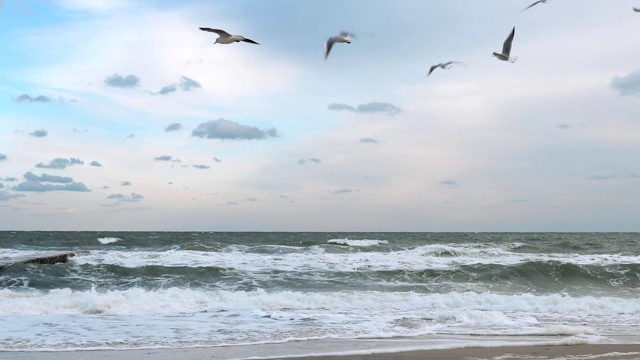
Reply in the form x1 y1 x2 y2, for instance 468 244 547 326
2 344 640 360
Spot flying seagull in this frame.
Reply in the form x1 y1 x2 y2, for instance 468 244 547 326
324 31 354 60
493 27 517 63
634 7 640 12
199 28 260 45
523 0 548 11
428 61 464 76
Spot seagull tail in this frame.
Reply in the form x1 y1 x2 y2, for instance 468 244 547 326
509 56 518 63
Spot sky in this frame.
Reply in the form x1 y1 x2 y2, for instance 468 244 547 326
1 0 640 232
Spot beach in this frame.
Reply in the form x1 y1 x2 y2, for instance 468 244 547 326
3 344 640 360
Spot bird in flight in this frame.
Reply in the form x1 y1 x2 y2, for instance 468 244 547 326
492 27 517 63
324 31 354 60
428 61 464 76
523 0 548 11
634 7 640 12
199 28 260 45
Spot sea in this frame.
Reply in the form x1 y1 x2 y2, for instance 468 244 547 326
1 232 639 358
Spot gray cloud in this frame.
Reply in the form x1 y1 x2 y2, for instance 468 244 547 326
0 184 3 188
360 138 379 143
440 179 459 186
154 155 174 161
29 129 48 137
192 118 279 140
193 164 210 169
151 76 201 95
0 153 6 161
121 181 132 186
151 84 177 95
107 193 144 202
104 74 140 88
333 188 353 194
0 192 25 201
36 157 84 169
14 180 90 192
3 177 18 181
328 101 402 116
179 76 202 91
611 71 640 96
556 124 571 130
90 161 102 167
15 94 54 103
24 171 73 184
299 158 321 165
165 123 182 132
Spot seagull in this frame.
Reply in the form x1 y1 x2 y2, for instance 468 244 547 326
324 31 354 60
493 27 517 63
199 28 260 45
634 7 640 12
523 0 548 11
428 61 464 76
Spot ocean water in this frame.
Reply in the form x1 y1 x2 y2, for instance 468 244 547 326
1 232 639 358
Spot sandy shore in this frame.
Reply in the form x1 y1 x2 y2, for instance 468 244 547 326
2 344 640 360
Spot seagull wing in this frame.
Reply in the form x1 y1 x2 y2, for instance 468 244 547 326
324 38 336 60
523 0 542 11
340 30 356 39
241 37 260 45
199 28 231 37
428 65 438 76
501 27 515 56
634 7 640 12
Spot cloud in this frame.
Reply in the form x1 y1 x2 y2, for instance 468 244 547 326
154 155 174 161
121 181 132 186
213 157 221 163
360 138 378 143
0 153 6 161
333 188 353 194
328 101 402 116
36 157 84 169
14 180 90 192
3 177 18 181
29 129 48 137
24 171 73 183
179 76 201 91
165 123 182 132
192 119 279 140
104 73 140 88
440 179 459 186
150 76 201 95
299 157 321 165
193 164 210 169
611 71 640 96
107 193 144 202
90 161 102 167
150 84 177 95
556 124 571 130
0 192 25 201
15 94 54 103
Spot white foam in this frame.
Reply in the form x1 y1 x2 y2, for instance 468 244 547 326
327 239 388 247
97 237 121 244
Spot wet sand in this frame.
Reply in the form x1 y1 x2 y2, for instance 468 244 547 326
2 344 640 360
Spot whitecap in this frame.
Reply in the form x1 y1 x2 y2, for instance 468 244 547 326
97 237 121 245
327 239 388 247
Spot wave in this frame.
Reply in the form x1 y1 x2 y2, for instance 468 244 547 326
97 237 121 244
327 239 389 247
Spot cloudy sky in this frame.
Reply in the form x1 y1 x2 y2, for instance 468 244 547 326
1 0 640 231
